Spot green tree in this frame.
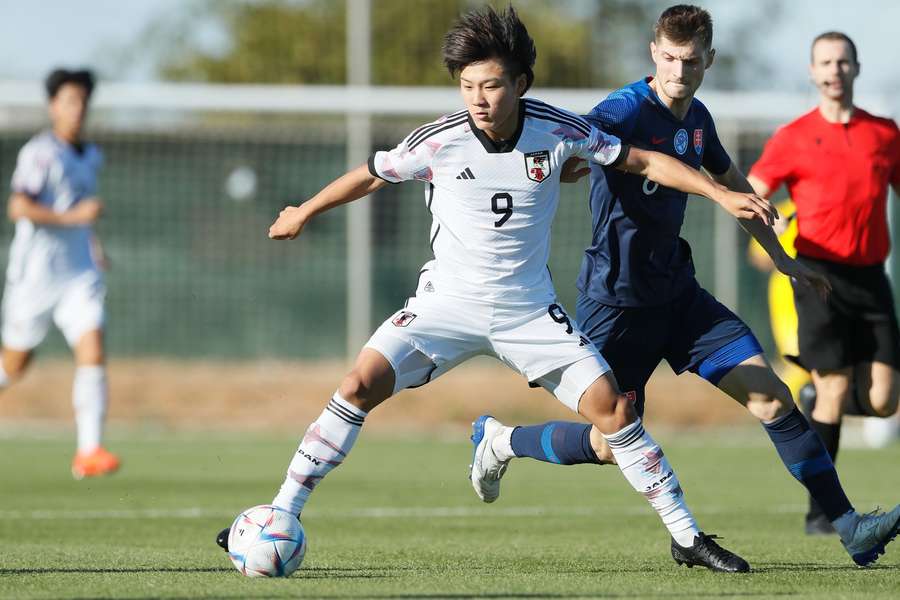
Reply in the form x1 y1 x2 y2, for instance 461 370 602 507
129 0 662 88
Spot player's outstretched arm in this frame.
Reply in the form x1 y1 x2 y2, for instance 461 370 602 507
7 193 103 227
745 174 772 199
268 164 387 240
617 148 776 225
713 163 830 300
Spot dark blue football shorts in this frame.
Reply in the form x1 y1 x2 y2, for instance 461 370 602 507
575 279 763 417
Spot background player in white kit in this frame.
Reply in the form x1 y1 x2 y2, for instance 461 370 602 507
217 7 777 571
1 69 119 479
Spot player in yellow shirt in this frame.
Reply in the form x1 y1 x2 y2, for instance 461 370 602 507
747 200 810 400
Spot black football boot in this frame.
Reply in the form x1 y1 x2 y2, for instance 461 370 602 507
671 532 750 573
216 527 230 552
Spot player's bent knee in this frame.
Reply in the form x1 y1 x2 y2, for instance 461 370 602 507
867 384 899 417
338 373 383 408
758 397 789 422
73 329 105 366
747 389 792 422
579 377 636 434
338 363 395 411
864 370 900 416
337 372 365 405
753 374 794 420
870 404 898 418
3 362 25 380
1 349 33 380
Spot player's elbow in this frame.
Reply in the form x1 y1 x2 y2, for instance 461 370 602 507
7 195 25 222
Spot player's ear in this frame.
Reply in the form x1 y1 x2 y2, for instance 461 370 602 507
705 48 716 70
515 73 528 96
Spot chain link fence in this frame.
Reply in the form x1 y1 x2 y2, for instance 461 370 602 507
0 87 895 359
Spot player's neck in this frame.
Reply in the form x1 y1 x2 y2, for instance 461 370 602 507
481 102 520 142
52 125 82 146
818 95 855 124
649 78 692 120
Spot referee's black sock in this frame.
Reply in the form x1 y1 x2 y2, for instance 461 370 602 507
807 418 841 520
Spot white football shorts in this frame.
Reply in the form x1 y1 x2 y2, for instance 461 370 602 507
364 289 610 412
1 271 106 350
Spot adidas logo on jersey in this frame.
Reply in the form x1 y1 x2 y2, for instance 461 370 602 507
455 167 475 180
423 281 435 293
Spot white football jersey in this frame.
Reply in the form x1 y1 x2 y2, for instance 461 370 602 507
369 98 626 305
7 131 103 286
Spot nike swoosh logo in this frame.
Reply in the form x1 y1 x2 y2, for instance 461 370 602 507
651 136 668 145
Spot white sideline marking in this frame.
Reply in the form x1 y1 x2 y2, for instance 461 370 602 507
0 504 809 521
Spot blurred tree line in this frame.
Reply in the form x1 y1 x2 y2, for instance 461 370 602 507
118 0 780 89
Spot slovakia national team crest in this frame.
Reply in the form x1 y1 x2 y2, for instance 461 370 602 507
693 128 703 155
524 150 551 182
674 129 689 155
391 311 417 328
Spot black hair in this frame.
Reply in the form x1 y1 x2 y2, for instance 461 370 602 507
45 68 96 99
442 6 536 93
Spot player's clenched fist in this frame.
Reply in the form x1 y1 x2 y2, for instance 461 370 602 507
268 205 307 240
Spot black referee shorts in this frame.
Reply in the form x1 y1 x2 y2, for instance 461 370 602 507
792 255 900 371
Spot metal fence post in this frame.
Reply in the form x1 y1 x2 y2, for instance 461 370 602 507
714 118 740 311
346 0 372 359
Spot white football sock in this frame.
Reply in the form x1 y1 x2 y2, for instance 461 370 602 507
491 426 516 462
272 393 367 516
603 419 700 548
72 365 108 453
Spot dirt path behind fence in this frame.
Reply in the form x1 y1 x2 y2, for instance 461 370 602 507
0 358 750 433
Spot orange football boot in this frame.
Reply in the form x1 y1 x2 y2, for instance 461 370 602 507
71 447 121 479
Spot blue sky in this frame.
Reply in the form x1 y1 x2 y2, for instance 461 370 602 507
0 0 897 96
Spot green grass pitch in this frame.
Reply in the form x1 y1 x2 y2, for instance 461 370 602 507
1 428 898 599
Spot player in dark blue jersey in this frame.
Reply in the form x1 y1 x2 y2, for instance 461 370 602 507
469 4 900 569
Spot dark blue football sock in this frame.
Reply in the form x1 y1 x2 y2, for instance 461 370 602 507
762 408 853 520
510 421 600 465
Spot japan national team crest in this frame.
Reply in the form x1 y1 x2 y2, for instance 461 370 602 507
524 150 551 183
693 128 703 155
391 311 417 327
674 129 689 155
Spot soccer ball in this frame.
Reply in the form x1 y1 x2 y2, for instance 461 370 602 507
227 504 307 577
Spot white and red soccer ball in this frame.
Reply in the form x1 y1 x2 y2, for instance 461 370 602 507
227 504 307 577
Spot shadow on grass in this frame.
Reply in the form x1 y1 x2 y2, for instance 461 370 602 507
62 596 799 600
752 562 899 573
0 566 235 575
304 595 796 599
0 565 402 579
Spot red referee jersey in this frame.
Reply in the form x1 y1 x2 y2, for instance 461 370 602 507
750 107 900 265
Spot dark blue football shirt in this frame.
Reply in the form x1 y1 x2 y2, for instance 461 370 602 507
577 77 732 307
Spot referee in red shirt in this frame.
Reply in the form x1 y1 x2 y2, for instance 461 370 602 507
748 32 900 535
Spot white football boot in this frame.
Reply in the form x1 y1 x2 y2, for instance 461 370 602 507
469 415 512 503
840 504 900 566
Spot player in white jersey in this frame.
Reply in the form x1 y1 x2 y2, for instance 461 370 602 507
216 7 776 570
1 69 119 479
